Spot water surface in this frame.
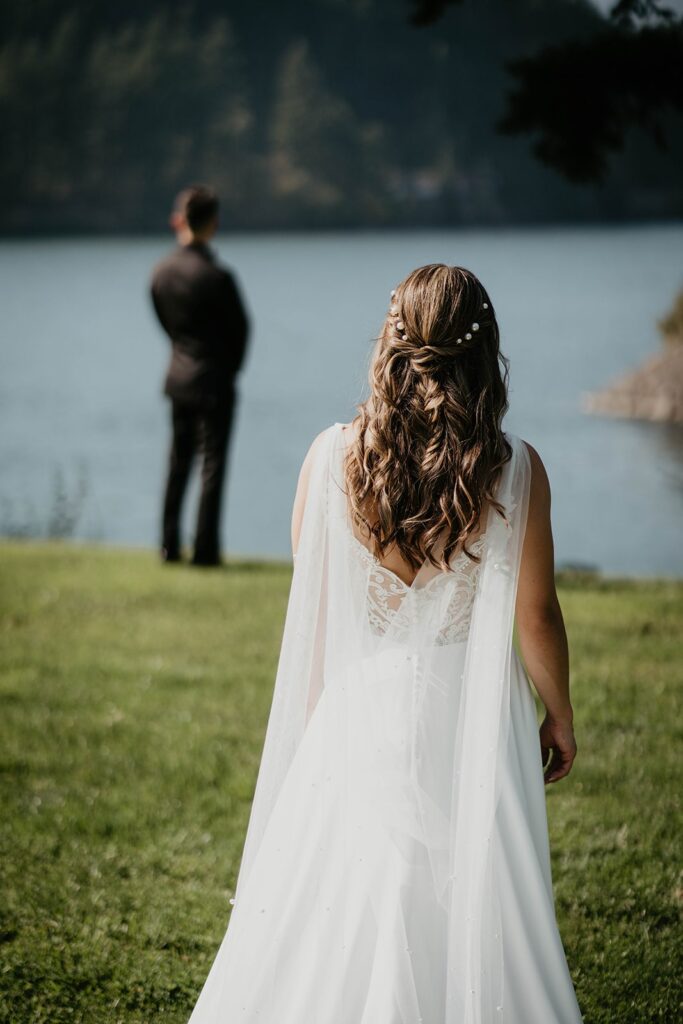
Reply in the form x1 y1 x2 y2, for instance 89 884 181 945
1 224 681 576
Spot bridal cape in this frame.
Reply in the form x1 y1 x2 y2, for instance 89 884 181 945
188 422 584 1024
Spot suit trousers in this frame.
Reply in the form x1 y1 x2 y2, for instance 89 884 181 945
162 385 237 563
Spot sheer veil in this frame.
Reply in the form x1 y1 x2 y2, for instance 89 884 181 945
221 421 531 1023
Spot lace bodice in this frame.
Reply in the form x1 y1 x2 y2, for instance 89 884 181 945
345 529 486 646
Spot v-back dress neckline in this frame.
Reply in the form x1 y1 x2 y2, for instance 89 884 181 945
333 420 487 591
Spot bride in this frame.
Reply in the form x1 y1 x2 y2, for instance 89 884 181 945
187 264 583 1023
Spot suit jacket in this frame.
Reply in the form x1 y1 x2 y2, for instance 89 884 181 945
150 241 249 407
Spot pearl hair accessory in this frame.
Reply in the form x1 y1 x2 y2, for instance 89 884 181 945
387 289 409 341
456 301 489 345
387 288 405 339
388 287 489 347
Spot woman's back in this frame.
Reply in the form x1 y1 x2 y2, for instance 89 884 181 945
336 420 492 648
339 419 489 589
336 421 567 670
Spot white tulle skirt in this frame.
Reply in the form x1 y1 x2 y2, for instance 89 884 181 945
188 642 583 1024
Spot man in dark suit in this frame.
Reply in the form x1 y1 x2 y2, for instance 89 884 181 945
150 184 249 566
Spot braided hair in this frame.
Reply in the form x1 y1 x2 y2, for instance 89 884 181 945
344 264 512 573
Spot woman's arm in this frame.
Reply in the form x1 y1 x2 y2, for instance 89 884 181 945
515 441 577 784
290 430 331 724
291 430 329 558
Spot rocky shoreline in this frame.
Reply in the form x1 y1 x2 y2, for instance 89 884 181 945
582 343 683 424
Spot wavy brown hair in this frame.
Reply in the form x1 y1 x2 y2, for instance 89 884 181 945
344 264 512 572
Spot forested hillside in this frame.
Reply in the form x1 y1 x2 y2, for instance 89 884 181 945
1 0 681 232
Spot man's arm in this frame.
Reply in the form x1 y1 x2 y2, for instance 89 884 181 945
150 274 170 337
218 270 250 375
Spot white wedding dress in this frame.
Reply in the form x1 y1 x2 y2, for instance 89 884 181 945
187 423 584 1024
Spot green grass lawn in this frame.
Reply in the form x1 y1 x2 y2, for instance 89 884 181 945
1 542 681 1023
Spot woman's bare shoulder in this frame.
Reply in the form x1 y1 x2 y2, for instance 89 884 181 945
340 418 360 443
299 422 342 470
302 426 332 460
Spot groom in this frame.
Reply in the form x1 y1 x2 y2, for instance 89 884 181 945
150 185 249 566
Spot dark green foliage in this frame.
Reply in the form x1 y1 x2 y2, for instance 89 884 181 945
1 0 681 233
0 542 681 1021
498 22 683 183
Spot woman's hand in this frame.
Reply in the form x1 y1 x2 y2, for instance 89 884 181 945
539 712 577 784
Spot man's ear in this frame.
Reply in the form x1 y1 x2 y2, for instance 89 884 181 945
170 211 184 231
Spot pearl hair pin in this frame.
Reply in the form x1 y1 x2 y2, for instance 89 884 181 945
456 305 488 345
388 287 489 347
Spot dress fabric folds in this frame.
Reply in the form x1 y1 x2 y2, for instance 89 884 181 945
187 422 584 1024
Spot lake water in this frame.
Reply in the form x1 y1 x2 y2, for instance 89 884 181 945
1 224 682 576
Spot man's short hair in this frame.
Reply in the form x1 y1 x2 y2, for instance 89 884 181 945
174 185 219 232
